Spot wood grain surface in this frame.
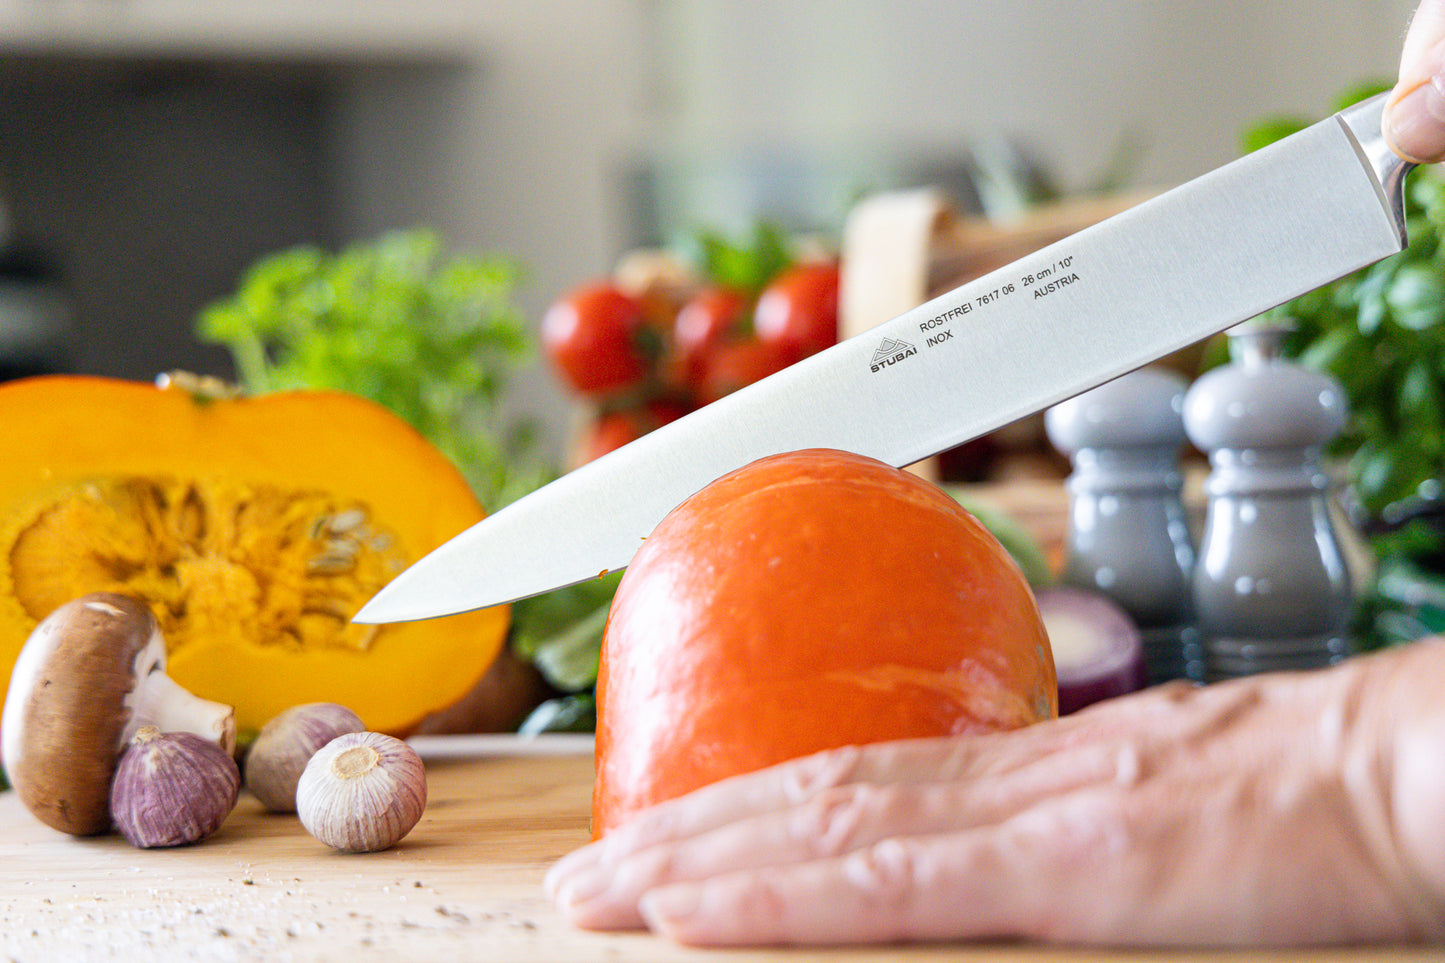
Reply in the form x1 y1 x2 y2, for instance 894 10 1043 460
0 735 1433 962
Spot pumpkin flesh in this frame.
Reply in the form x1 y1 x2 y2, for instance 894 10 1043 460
0 376 508 736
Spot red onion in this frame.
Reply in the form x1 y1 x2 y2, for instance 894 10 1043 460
1037 587 1146 714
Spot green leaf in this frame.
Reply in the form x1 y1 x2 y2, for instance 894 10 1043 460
1385 263 1445 331
1400 357 1439 409
1297 325 1360 376
678 221 796 296
527 604 607 692
518 693 597 735
1331 79 1391 111
509 571 623 691
1354 439 1438 513
196 229 542 511
1355 295 1388 337
1251 82 1445 535
1240 117 1307 154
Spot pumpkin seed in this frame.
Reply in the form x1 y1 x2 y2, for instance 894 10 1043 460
321 536 361 557
307 552 358 576
6 476 406 656
327 508 367 535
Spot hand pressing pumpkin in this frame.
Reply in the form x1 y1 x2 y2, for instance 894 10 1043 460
553 639 1445 947
592 448 1056 837
0 375 509 736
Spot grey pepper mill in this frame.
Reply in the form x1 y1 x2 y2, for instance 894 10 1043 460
1182 320 1353 679
1045 366 1201 684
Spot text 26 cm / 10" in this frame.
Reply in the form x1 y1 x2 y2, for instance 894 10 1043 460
1021 256 1075 287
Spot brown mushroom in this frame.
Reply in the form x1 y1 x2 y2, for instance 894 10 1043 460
0 593 236 836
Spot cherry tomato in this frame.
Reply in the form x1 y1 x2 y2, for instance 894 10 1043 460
696 337 796 405
753 261 840 360
666 286 747 389
576 399 690 465
541 282 653 397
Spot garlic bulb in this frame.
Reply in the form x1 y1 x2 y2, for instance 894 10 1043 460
296 731 426 853
110 725 241 848
244 702 365 812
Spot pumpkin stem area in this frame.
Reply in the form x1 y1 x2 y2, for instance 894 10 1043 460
5 476 404 656
154 370 243 402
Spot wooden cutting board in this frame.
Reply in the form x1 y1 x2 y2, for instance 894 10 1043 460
0 734 1431 962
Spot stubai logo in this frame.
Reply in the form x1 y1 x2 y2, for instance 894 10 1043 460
869 338 917 373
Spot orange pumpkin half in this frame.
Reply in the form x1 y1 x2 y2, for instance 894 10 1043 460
593 448 1056 835
0 375 508 736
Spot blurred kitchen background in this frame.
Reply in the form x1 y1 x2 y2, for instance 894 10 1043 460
0 0 1418 461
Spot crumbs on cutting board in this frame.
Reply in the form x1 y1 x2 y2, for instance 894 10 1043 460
0 873 545 960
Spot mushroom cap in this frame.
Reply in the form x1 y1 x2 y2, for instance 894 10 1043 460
1 593 162 835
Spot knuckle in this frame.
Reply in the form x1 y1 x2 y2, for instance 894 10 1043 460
780 744 864 803
1111 743 1146 788
787 784 900 858
1152 678 1200 704
841 838 920 912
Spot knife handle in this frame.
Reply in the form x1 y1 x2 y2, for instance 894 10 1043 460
1338 92 1416 244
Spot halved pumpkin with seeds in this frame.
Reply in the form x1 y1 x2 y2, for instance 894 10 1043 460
0 374 508 736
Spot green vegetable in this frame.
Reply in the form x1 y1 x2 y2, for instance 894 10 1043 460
518 692 596 735
674 221 797 297
509 570 621 693
198 229 549 510
1243 83 1445 647
1241 82 1445 520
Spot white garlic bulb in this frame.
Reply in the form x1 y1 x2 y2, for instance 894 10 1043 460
245 702 366 812
295 731 426 853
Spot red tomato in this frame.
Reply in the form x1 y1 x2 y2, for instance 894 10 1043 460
662 286 746 390
575 399 690 466
541 283 653 397
695 337 796 405
577 412 641 467
676 287 745 368
753 261 840 360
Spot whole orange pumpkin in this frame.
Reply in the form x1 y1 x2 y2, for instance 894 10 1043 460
593 448 1056 835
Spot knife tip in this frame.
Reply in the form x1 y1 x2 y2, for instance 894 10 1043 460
351 579 493 624
350 583 442 625
350 593 396 625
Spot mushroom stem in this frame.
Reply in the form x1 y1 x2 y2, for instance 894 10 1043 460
123 670 236 755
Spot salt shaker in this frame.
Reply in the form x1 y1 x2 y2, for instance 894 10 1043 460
1182 319 1353 679
1045 366 1201 683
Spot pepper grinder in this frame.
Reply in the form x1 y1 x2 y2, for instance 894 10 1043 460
1183 319 1353 679
1045 366 1201 684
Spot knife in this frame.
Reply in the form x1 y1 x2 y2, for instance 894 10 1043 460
355 92 1413 624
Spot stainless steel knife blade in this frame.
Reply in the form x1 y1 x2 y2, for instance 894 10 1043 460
354 93 1412 624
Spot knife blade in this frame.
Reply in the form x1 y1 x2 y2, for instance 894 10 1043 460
355 93 1412 624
